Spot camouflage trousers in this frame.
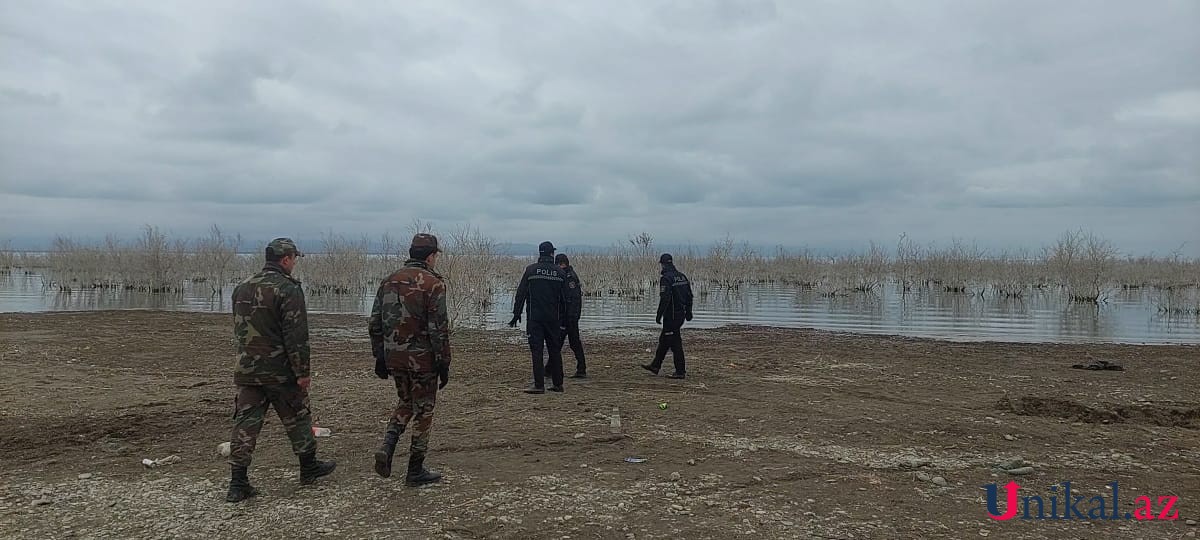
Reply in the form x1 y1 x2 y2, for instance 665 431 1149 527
391 371 439 454
229 383 316 467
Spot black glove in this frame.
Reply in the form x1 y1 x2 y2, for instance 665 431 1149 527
685 311 693 322
655 313 662 325
437 365 449 389
374 354 389 379
508 314 521 327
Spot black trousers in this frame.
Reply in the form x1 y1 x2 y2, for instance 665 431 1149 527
528 320 564 388
560 317 586 374
649 319 685 375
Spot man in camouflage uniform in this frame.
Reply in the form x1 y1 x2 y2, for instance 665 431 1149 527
642 253 694 379
226 238 336 503
368 233 451 486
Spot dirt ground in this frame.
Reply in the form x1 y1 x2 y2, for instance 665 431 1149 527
0 311 1198 540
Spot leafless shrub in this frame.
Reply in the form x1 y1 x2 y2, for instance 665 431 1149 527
194 225 242 294
439 225 505 331
926 239 986 293
988 249 1036 299
893 233 921 293
129 225 188 293
1044 230 1120 303
301 231 371 295
0 240 14 271
772 247 821 289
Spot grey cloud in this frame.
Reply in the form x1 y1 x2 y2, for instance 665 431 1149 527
0 1 1198 255
0 87 60 107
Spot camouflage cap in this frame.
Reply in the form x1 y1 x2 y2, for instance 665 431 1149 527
411 233 441 252
266 237 304 257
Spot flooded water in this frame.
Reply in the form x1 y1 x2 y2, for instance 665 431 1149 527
1 271 1197 344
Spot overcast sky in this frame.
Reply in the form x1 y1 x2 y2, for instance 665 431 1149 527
1 1 1198 255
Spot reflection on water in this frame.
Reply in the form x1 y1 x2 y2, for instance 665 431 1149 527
2 272 1197 344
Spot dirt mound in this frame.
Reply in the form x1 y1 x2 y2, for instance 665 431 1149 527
998 396 1200 428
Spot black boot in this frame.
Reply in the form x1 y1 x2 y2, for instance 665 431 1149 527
298 451 337 485
641 363 660 375
405 451 443 487
225 465 258 503
374 421 405 478
523 384 545 394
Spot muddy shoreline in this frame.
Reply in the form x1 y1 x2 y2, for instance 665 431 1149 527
1 311 1198 539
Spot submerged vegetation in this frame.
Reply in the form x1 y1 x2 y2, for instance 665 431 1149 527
5 225 1198 322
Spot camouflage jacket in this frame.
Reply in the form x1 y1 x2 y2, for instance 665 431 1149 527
232 262 310 385
368 259 451 373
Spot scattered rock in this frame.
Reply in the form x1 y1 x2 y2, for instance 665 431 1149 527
77 473 93 480
670 472 681 481
995 458 1027 470
1186 519 1197 526
142 455 182 468
932 476 947 486
916 472 932 482
32 499 51 506
1005 467 1035 475
573 433 584 439
1003 435 1015 441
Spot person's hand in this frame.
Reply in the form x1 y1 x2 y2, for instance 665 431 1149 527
685 311 693 322
374 354 389 379
297 377 311 392
655 313 662 325
438 365 449 389
508 315 521 327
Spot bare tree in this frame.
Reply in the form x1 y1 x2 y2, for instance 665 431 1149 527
195 225 242 294
628 232 654 258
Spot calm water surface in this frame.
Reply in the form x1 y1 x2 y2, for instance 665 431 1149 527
2 271 1197 344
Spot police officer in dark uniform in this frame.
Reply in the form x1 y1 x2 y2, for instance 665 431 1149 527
642 253 694 379
555 253 587 378
510 241 568 394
